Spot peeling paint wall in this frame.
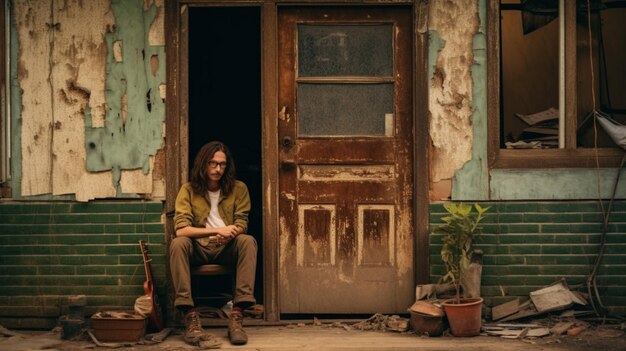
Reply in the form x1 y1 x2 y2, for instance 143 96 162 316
13 0 165 202
428 0 481 200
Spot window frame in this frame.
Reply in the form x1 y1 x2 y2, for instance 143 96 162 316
487 0 624 169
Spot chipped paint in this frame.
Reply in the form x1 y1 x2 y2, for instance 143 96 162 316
14 1 53 196
145 0 164 46
113 40 123 62
299 165 395 181
84 0 166 196
428 0 479 183
452 0 489 200
15 0 117 200
13 0 165 201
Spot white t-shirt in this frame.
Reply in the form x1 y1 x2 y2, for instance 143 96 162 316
206 190 226 228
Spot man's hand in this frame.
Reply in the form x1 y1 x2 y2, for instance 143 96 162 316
215 225 240 243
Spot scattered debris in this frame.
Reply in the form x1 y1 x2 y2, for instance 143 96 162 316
549 321 575 336
492 279 588 322
351 314 409 332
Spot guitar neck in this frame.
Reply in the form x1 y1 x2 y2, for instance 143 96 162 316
139 240 154 284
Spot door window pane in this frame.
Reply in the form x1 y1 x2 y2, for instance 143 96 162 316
297 83 393 136
298 24 393 77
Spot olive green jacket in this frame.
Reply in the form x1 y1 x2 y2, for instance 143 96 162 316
174 181 251 237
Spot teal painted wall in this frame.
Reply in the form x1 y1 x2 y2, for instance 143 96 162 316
85 0 166 188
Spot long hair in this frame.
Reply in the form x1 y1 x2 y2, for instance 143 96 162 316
190 141 236 196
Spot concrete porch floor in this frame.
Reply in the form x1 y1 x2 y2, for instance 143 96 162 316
1 322 625 351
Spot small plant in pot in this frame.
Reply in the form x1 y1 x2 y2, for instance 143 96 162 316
435 202 489 337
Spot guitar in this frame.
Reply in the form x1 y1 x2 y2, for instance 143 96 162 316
139 240 164 332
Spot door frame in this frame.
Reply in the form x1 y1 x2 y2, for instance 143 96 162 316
165 0 429 322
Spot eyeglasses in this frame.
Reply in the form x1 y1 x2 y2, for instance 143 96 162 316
208 161 228 169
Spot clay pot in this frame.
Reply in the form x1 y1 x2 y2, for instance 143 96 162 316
441 297 483 337
409 310 445 336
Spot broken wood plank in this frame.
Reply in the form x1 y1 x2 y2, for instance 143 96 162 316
492 298 519 321
530 281 575 313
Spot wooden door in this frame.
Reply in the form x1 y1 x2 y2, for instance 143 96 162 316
278 6 414 314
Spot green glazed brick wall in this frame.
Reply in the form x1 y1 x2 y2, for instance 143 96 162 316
0 201 166 329
429 201 626 315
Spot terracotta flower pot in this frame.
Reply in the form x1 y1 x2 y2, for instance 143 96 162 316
441 297 483 337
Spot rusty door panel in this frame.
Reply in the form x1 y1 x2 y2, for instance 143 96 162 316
278 6 413 314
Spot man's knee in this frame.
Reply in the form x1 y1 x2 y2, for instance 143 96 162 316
234 234 257 251
170 236 193 255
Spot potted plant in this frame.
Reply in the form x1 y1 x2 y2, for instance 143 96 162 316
434 202 489 337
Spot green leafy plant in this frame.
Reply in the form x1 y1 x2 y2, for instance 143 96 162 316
435 203 490 303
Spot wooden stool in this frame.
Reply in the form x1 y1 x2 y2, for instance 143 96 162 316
190 264 233 307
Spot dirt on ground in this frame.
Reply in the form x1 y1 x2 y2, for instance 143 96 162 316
0 315 624 351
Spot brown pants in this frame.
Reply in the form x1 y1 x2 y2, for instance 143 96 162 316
170 234 257 308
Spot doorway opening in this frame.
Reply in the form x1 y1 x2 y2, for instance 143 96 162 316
188 6 263 304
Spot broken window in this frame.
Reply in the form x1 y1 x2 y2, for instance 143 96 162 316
491 0 626 166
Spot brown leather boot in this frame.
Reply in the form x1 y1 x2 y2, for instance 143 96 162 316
228 310 248 345
183 311 205 345
182 310 221 348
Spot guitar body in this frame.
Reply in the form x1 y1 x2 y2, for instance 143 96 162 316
139 240 164 332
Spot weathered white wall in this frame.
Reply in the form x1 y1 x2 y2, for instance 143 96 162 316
428 0 480 199
14 0 165 201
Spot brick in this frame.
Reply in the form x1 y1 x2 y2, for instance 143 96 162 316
106 266 141 275
119 234 164 244
597 265 626 275
136 223 165 233
541 245 572 254
104 245 141 255
0 266 37 275
475 234 497 245
540 224 570 233
0 214 37 225
569 224 602 233
120 213 161 223
52 214 121 224
554 234 587 244
500 203 538 213
58 256 90 265
496 213 524 223
493 255 527 265
499 234 553 244
49 224 105 234
524 213 582 223
506 224 540 233
71 202 145 213
524 255 556 265
0 235 54 246
38 266 76 275
538 265 588 275
509 245 541 255
51 246 106 255
0 224 35 234
76 266 106 275
89 256 119 265
104 224 137 233
571 245 600 255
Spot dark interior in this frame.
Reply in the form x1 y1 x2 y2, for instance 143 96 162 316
188 6 263 304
